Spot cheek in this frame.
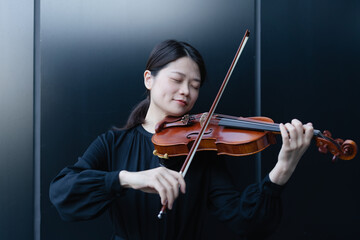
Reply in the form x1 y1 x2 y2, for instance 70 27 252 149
189 90 199 104
157 79 174 93
192 88 199 98
154 82 172 97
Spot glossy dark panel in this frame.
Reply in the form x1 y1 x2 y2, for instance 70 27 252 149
262 1 360 239
0 0 34 239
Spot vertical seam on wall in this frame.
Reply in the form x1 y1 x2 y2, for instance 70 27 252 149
255 0 262 183
34 0 41 239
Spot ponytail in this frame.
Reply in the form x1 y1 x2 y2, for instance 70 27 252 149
122 95 150 130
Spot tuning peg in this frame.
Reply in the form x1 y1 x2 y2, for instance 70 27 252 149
318 143 328 154
332 153 339 163
335 138 344 145
323 130 332 138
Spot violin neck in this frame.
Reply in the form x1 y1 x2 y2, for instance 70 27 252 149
218 117 321 136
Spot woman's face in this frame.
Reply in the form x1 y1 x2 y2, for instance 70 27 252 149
145 56 201 117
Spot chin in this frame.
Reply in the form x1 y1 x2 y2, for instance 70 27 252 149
166 110 188 117
167 113 185 117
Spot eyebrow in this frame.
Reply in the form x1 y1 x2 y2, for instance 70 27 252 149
171 71 201 82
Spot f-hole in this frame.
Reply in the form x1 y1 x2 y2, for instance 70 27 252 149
186 128 213 139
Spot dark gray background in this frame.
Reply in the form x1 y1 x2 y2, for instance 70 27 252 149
1 0 359 239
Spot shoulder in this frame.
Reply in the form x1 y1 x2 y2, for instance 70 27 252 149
99 125 153 147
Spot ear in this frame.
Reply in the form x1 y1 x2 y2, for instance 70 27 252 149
144 70 153 90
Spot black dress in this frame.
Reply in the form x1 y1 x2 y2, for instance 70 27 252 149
49 125 284 239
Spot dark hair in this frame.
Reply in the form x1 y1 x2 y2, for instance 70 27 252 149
123 40 206 130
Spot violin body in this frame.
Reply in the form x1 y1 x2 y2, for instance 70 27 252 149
153 114 276 158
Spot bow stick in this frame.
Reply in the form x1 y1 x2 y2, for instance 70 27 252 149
157 29 250 219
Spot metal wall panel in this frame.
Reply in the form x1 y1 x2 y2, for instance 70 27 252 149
262 0 360 239
0 0 34 239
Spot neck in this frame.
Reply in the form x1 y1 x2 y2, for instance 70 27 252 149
142 104 167 134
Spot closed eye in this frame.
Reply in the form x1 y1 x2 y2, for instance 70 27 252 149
171 78 182 83
191 83 200 90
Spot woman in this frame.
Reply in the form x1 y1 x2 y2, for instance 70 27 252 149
49 40 313 239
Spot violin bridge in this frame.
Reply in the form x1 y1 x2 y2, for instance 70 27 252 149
200 112 208 128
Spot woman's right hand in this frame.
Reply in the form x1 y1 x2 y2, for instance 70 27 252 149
119 167 186 210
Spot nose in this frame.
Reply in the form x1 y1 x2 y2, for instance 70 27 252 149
179 82 190 96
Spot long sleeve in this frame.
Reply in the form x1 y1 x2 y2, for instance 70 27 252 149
49 133 123 221
207 159 284 239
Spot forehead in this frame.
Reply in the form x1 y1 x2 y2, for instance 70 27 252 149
163 57 200 79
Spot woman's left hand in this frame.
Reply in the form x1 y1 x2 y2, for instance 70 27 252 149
269 119 314 185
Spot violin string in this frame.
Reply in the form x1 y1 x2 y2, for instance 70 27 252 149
218 117 322 138
218 117 280 132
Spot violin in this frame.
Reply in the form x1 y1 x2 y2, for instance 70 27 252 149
152 114 357 220
152 113 357 162
153 30 357 219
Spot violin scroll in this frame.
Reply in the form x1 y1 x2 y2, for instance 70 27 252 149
315 130 357 161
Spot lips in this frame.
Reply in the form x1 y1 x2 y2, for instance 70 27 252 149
174 99 187 106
